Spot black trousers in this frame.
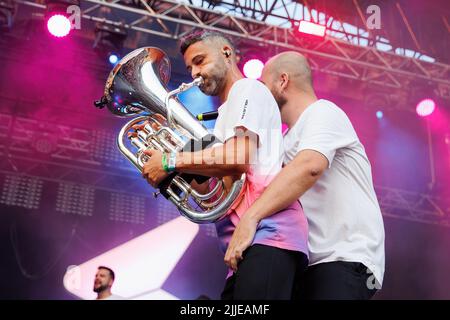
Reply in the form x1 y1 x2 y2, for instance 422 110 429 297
221 244 308 300
295 261 378 300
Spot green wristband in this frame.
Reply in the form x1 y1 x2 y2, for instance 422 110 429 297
162 153 170 173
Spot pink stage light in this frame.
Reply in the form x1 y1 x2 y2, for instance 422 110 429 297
416 99 436 117
298 20 326 37
47 14 71 38
243 59 264 79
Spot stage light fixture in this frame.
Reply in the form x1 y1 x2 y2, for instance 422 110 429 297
416 98 436 117
47 14 71 37
56 182 95 216
93 22 127 52
243 58 264 79
293 20 326 38
45 0 79 38
109 193 146 224
93 22 127 63
0 175 43 210
376 111 384 119
108 53 119 65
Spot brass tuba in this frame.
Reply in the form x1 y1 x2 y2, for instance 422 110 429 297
94 47 245 223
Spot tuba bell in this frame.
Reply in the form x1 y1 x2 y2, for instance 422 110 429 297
94 47 245 224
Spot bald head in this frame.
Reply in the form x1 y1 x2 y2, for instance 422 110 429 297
264 51 313 92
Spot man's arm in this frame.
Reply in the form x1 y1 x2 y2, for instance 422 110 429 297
176 132 257 177
142 128 258 187
224 149 329 271
245 149 327 220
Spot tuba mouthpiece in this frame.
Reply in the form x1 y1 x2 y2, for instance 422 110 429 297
194 77 204 86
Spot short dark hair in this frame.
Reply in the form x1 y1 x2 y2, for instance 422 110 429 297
98 266 115 280
179 30 235 55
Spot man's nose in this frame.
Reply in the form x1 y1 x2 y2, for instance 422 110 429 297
191 66 200 79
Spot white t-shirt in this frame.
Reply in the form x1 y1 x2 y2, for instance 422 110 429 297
283 99 385 287
213 78 309 262
214 78 284 179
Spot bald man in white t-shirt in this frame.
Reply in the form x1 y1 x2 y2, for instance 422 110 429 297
224 52 385 300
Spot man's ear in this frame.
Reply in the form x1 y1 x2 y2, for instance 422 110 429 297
222 45 232 58
280 73 289 90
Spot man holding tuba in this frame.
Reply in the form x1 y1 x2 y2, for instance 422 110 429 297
141 30 309 300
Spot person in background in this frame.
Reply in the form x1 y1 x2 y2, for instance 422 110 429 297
93 266 123 300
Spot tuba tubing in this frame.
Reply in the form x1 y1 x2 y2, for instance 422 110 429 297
100 48 246 223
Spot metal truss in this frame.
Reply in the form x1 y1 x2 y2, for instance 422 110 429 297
0 154 150 196
376 186 450 227
0 112 148 195
0 113 128 167
1 110 449 226
16 0 450 101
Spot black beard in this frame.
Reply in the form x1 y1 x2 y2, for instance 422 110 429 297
200 77 223 96
200 79 220 97
93 284 108 293
199 62 228 97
